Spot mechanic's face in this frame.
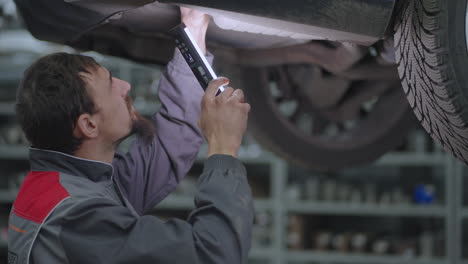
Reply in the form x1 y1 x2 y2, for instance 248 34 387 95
87 66 154 147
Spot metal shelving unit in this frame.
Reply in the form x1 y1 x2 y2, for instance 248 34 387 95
286 251 446 264
0 189 16 203
255 130 458 264
0 102 15 115
287 202 446 217
374 152 447 167
0 145 28 159
460 209 468 218
249 248 275 259
454 158 467 264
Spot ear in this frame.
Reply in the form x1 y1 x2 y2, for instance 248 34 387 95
74 113 99 139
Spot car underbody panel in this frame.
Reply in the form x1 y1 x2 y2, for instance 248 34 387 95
15 0 397 65
162 0 397 44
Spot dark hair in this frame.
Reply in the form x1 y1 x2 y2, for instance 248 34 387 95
16 52 100 154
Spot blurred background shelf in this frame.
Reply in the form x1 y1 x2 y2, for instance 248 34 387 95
0 190 16 203
286 251 446 264
287 202 446 217
459 208 468 218
249 248 274 259
0 102 14 115
373 153 446 167
0 145 28 159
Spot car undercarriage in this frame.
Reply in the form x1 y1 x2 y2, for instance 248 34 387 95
9 0 468 169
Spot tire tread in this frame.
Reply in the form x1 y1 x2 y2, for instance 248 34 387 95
395 0 468 163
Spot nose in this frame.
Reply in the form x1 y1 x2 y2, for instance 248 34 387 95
115 78 131 98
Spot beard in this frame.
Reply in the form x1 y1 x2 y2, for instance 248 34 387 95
131 110 156 143
115 96 155 146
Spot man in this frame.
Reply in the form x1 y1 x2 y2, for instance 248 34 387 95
8 7 253 264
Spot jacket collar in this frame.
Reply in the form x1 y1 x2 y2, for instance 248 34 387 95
29 147 114 182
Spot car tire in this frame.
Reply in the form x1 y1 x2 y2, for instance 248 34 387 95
394 0 468 163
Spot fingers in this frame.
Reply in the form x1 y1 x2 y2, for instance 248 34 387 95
218 87 234 101
205 79 250 116
205 77 229 99
231 89 245 103
243 102 251 113
228 89 250 114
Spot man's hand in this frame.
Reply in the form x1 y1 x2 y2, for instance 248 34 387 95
199 78 251 158
180 7 210 55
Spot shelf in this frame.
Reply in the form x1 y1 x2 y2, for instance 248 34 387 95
254 199 272 211
0 145 28 159
0 102 160 116
374 153 446 166
0 190 16 203
249 247 274 259
459 208 468 218
287 201 446 217
157 196 272 211
287 251 445 264
0 102 15 115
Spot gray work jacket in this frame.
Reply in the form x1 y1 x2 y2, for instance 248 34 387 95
7 50 254 264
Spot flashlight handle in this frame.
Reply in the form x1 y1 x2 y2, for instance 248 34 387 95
170 23 224 95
